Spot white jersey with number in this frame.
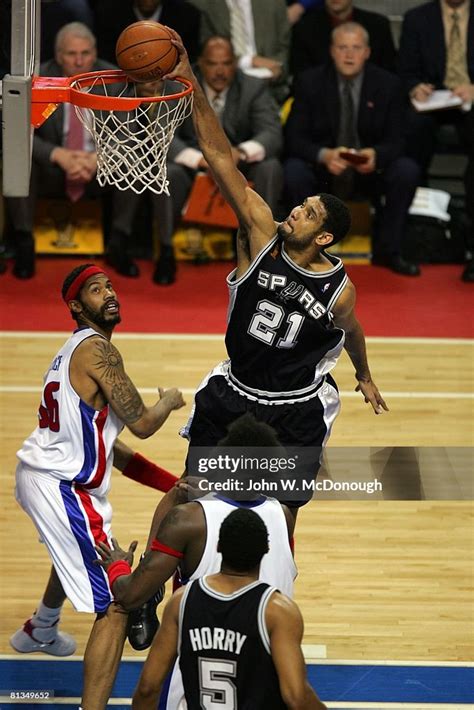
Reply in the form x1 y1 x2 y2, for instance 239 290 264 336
190 494 297 597
164 494 297 709
17 327 124 497
14 327 124 613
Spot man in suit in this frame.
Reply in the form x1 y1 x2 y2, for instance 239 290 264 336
190 0 290 103
94 0 202 66
284 22 421 276
4 22 135 279
399 0 474 282
113 35 283 284
290 0 396 77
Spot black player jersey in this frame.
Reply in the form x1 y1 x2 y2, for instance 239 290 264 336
179 578 287 710
225 236 348 394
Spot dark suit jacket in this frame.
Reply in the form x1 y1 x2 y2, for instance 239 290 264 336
94 0 201 65
32 58 117 166
290 6 396 76
190 0 290 99
285 62 404 170
168 69 283 161
398 0 474 93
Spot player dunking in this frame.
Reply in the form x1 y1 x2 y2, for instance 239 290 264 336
165 32 388 480
10 264 184 710
130 508 327 709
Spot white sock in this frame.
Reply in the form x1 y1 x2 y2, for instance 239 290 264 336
31 601 62 632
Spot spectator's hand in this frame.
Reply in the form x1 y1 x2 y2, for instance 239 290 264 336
410 83 434 102
50 147 84 177
197 156 209 170
322 148 350 175
354 148 376 174
252 55 283 80
287 2 305 25
158 387 186 411
452 83 474 103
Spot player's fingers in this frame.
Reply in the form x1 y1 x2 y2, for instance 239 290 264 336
128 541 138 555
94 543 109 558
110 537 121 550
378 396 389 412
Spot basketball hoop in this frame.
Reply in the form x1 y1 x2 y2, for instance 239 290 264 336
31 70 194 195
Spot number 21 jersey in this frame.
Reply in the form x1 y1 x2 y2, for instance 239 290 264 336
226 236 348 394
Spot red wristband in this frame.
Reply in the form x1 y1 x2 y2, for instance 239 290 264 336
123 453 178 493
150 539 184 559
107 560 132 589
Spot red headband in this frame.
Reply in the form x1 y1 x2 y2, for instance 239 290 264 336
63 265 107 303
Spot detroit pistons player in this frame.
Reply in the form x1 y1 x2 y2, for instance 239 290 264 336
165 33 388 488
11 264 184 710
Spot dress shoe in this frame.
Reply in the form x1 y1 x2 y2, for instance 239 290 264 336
372 253 420 276
127 585 165 651
461 260 474 283
153 245 176 285
13 232 35 279
105 249 139 278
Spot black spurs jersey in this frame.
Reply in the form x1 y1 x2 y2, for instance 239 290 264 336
226 236 348 394
179 578 287 710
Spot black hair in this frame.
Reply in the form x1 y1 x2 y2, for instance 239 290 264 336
318 193 351 245
218 508 269 571
61 263 96 322
217 413 280 448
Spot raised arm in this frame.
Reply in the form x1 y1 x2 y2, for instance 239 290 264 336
73 336 185 438
332 281 388 415
165 31 276 261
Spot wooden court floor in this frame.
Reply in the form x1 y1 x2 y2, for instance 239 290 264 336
0 333 472 662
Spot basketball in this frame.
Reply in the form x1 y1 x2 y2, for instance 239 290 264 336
115 21 178 83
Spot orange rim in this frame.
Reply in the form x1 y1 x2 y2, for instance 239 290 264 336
32 70 193 112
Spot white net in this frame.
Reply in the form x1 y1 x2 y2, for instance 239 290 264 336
70 74 193 195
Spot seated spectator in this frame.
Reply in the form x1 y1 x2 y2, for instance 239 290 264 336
190 0 291 103
112 36 284 285
398 0 474 282
284 22 421 276
290 0 396 76
93 0 201 66
4 22 131 279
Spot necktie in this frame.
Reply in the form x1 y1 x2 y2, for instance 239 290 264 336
334 80 358 199
444 11 469 89
338 80 358 149
212 92 225 120
65 107 86 202
229 1 248 58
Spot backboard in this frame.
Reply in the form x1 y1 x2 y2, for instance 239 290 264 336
2 0 40 197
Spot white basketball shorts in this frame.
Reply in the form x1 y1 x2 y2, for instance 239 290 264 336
15 464 114 613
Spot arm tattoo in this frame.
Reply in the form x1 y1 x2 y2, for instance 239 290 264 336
92 339 145 424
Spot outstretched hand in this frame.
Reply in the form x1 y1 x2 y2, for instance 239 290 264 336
95 537 137 570
163 28 194 83
355 379 389 415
